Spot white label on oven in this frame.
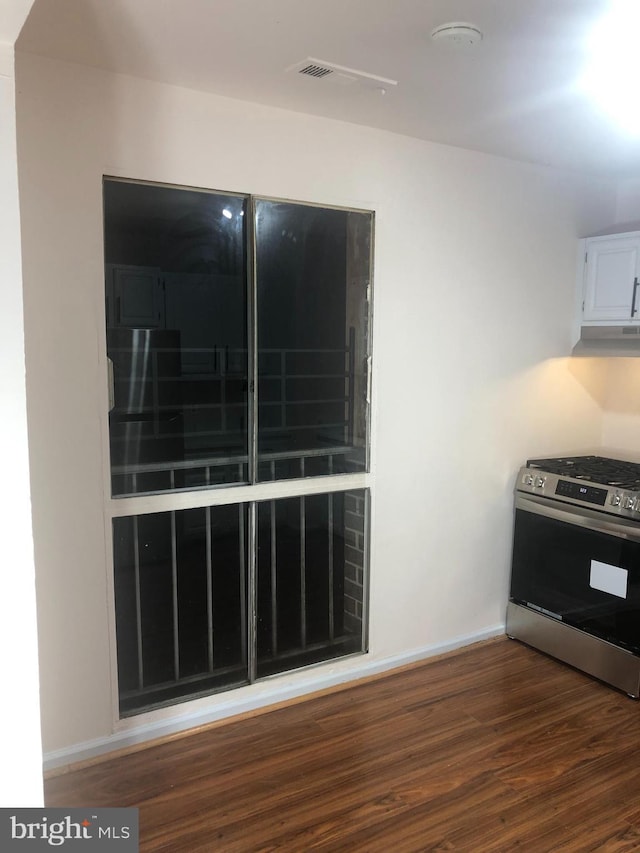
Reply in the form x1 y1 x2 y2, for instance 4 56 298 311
589 560 628 599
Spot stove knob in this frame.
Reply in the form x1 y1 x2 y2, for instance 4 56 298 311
535 477 546 488
523 474 534 486
611 493 622 507
624 496 637 510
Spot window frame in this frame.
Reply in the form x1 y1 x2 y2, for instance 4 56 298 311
101 177 374 721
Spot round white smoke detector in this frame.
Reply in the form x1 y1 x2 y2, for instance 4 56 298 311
431 22 483 47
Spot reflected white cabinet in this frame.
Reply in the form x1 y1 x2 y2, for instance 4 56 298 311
106 264 163 328
582 232 640 323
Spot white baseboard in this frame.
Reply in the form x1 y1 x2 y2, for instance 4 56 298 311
43 624 505 772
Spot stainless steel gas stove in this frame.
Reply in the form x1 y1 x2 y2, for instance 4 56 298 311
507 454 640 697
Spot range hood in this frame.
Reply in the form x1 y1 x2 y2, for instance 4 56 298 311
572 325 640 357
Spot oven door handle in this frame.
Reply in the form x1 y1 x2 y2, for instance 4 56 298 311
516 493 640 542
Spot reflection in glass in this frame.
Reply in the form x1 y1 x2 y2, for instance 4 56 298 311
256 489 368 678
104 179 249 496
255 200 372 482
113 504 248 715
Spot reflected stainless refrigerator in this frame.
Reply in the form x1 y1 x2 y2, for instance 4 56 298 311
107 327 183 495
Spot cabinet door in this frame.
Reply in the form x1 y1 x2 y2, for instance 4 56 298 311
108 265 163 328
583 236 640 322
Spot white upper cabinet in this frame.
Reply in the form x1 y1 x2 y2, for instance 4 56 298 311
582 233 640 323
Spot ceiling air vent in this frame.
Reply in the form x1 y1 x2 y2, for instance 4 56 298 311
286 57 398 91
299 63 334 79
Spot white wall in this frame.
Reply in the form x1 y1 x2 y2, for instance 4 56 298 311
615 178 640 228
0 41 43 805
588 180 640 453
16 52 619 762
599 359 640 453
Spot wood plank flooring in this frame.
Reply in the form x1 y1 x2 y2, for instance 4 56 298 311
45 637 640 851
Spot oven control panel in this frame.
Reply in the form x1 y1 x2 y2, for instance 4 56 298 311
554 479 607 506
613 492 638 511
522 473 542 487
517 467 640 518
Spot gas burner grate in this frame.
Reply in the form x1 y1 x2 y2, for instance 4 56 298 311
527 455 640 490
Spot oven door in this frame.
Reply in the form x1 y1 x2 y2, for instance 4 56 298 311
510 493 640 654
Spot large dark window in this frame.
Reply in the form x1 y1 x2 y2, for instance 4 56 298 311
255 200 371 481
104 180 249 497
113 490 368 715
113 504 248 715
105 179 372 716
103 180 372 496
256 489 368 678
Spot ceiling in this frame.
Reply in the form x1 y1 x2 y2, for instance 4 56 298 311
0 0 33 44
15 0 640 177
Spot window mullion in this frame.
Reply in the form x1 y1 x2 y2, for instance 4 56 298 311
247 195 258 486
246 196 258 684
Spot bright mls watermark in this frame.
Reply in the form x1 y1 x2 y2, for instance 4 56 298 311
0 809 138 850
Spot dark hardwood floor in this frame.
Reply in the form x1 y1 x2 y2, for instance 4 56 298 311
45 637 640 851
